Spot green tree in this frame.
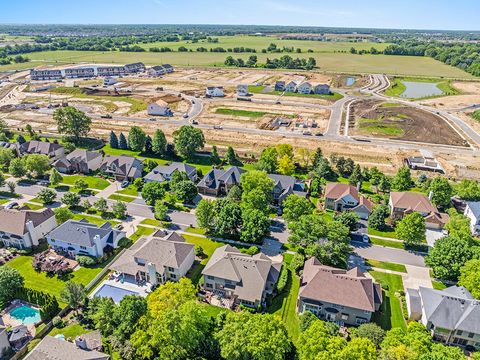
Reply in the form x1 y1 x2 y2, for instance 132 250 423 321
312 147 323 169
173 125 205 160
37 188 56 204
49 168 63 186
456 179 480 201
154 201 168 221
94 198 109 214
54 207 73 223
0 148 14 171
8 157 26 178
152 129 167 155
73 178 88 192
356 323 385 348
112 200 127 219
0 173 4 188
242 187 270 213
119 133 128 150
173 180 198 203
60 281 86 313
444 212 471 237
240 170 274 203
61 192 80 207
458 259 480 299
225 146 239 165
392 166 413 191
334 211 360 232
349 164 363 186
277 154 295 175
112 295 148 343
210 145 221 165
227 185 242 202
6 181 16 194
241 208 270 243
128 126 147 152
215 312 291 360
24 154 50 177
368 205 389 231
282 194 314 223
396 212 426 246
214 199 243 239
196 199 214 231
254 147 278 173
276 144 294 159
54 106 91 142
429 177 453 207
314 158 335 180
109 131 119 149
378 175 391 193
0 267 24 304
141 181 166 206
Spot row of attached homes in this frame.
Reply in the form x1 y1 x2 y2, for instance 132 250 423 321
275 80 330 95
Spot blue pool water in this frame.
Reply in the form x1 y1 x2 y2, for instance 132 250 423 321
94 284 139 303
10 305 41 325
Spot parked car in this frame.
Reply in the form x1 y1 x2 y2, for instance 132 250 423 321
315 133 323 137
362 234 370 243
213 125 223 130
100 114 112 119
114 224 124 230
303 131 312 136
183 113 189 118
120 181 129 188
38 180 50 186
191 119 198 125
5 202 19 209
149 118 156 121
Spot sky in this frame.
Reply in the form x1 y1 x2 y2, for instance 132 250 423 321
0 0 478 31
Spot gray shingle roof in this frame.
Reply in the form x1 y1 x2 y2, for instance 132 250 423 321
25 336 109 360
20 140 63 156
466 201 480 218
198 166 245 190
144 162 196 183
100 155 142 177
47 219 117 248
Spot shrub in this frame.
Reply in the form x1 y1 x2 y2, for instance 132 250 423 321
242 246 259 255
290 253 305 274
75 255 97 267
194 245 204 257
276 264 288 293
52 316 64 328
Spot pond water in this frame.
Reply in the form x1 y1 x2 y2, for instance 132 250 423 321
345 77 355 86
400 81 443 98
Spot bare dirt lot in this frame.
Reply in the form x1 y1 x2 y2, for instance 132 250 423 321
350 100 468 147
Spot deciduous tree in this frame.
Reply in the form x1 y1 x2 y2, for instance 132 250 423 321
152 129 167 155
37 188 56 204
61 192 80 207
429 177 453 207
54 207 73 223
24 154 50 177
49 168 63 186
396 212 426 246
241 208 270 243
392 166 412 191
8 157 26 178
173 125 205 160
112 200 127 219
54 106 91 141
141 181 166 206
282 194 314 223
0 267 24 304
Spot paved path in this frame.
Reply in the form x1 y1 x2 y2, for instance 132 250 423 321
352 241 426 267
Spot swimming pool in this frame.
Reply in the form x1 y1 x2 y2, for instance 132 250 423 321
9 305 41 325
94 284 139 303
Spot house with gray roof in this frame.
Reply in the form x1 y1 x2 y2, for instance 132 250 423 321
406 286 480 349
53 149 103 174
0 318 10 358
25 335 109 360
268 174 307 206
8 325 31 351
144 162 197 184
19 140 64 161
298 258 382 326
202 245 281 309
124 62 145 73
464 201 480 235
110 230 194 286
0 207 56 249
99 155 143 181
46 219 125 258
197 166 246 196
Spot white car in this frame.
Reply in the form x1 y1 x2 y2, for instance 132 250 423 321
362 234 370 243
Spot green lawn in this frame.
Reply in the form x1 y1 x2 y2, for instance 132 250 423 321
432 280 448 290
130 225 156 242
358 118 405 137
117 185 139 197
24 202 44 210
139 218 163 227
215 108 268 118
185 227 207 235
369 236 405 250
61 175 110 190
72 213 120 227
369 271 406 330
200 303 228 319
366 259 407 273
108 193 135 202
267 253 300 342
368 226 398 239
49 323 91 339
6 256 105 301
183 234 224 285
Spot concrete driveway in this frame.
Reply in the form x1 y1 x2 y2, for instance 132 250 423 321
352 241 426 267
403 265 433 290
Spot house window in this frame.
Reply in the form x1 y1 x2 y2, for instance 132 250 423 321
457 330 463 336
468 332 475 339
206 283 213 288
80 246 87 250
168 267 175 272
170 274 176 279
356 317 367 325
207 275 214 280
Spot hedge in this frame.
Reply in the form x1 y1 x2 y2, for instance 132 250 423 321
13 287 60 321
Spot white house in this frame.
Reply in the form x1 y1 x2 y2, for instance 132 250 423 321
297 82 312 94
103 77 117 86
324 183 372 219
285 81 297 93
206 86 224 97
464 201 480 235
0 208 57 249
46 219 125 258
236 84 249 96
147 100 172 116
314 84 330 95
148 65 166 77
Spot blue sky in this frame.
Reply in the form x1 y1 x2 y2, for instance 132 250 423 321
0 0 478 31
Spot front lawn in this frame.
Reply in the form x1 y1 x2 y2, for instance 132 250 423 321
72 213 120 227
139 218 163 227
185 227 207 235
130 225 156 242
49 323 91 339
61 175 110 190
369 271 406 330
117 185 139 197
368 226 398 239
24 202 44 210
108 193 135 202
366 259 407 273
369 237 405 250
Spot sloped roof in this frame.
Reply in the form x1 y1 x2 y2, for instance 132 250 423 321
390 192 437 213
100 155 142 177
353 196 374 212
47 219 118 247
299 258 381 312
0 208 54 236
24 336 109 360
20 140 63 156
325 183 359 202
144 162 196 182
268 174 307 198
198 166 246 190
466 201 480 218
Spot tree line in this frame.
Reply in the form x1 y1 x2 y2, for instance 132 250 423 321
224 54 316 70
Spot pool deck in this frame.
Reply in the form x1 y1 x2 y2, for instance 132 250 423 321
1 300 39 336
90 279 150 302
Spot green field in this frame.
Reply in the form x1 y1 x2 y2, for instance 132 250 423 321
369 237 405 250
215 108 269 118
1 34 472 78
358 118 405 137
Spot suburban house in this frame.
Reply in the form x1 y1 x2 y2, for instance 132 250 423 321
275 81 286 91
314 84 331 95
147 100 172 116
25 335 109 360
0 207 56 249
53 149 103 174
268 174 307 206
97 66 127 77
8 325 31 350
464 201 480 235
124 62 146 73
19 140 65 160
389 192 449 229
202 245 281 308
144 162 197 183
406 286 480 349
148 65 166 76
297 82 312 94
46 219 125 258
64 67 95 79
236 84 249 96
205 86 224 97
0 319 10 357
324 183 373 219
197 166 246 196
103 77 117 86
30 69 63 81
298 258 382 326
285 81 297 92
162 64 174 73
99 155 143 181
110 230 195 286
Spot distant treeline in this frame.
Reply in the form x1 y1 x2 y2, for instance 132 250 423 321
224 54 316 70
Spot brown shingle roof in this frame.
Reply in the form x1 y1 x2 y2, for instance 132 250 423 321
24 336 109 360
390 192 437 213
325 183 359 201
0 208 54 236
299 258 381 312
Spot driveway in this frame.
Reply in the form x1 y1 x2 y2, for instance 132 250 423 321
403 265 433 290
352 241 426 267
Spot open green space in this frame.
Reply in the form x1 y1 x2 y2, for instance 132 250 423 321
130 225 156 242
369 236 405 250
72 213 120 227
384 77 459 99
185 227 208 235
369 271 406 330
139 218 163 227
368 226 398 239
61 175 110 190
215 108 269 118
117 185 139 197
49 323 91 339
358 118 405 137
365 259 407 273
23 202 44 210
108 193 135 202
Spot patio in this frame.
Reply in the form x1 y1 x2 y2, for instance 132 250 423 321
203 289 235 309
32 249 78 274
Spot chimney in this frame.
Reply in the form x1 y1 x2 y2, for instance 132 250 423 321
75 336 87 349
356 182 361 191
147 263 158 286
428 191 433 201
25 220 39 247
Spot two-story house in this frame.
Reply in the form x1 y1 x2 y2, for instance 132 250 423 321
19 140 65 161
99 155 143 181
25 335 109 360
124 62 146 73
197 166 246 196
297 82 312 94
110 230 194 286
53 149 103 174
97 66 127 77
30 68 63 81
268 174 307 206
406 286 480 350
314 84 331 95
148 65 167 76
275 81 286 92
64 67 95 79
464 201 480 235
46 219 125 258
147 100 172 116
0 207 56 249
144 162 197 183
389 192 449 229
285 81 297 93
324 183 373 219
205 86 224 97
202 245 281 309
298 258 382 326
